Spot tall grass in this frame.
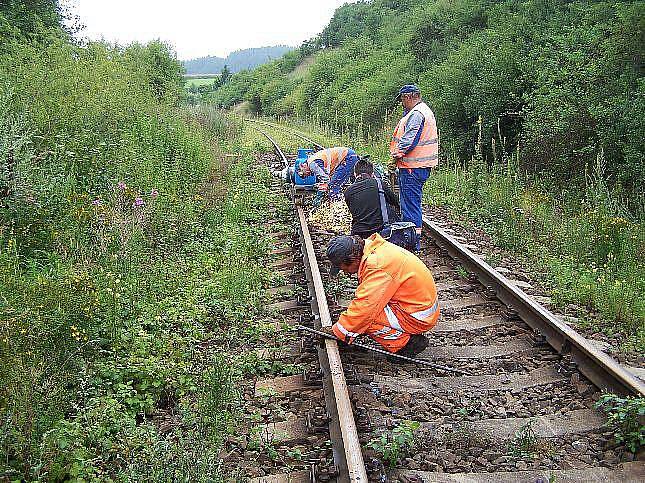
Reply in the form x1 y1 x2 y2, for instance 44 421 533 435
0 26 274 480
424 148 644 352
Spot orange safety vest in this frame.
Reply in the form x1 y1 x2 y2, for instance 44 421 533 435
332 233 439 351
390 102 439 169
308 147 350 174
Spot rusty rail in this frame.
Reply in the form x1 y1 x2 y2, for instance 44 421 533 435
423 216 645 397
296 206 367 482
257 125 367 482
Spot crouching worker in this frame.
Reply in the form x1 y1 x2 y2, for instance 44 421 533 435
325 234 439 357
345 157 400 239
298 147 359 201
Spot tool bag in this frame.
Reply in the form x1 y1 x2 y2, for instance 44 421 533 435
376 177 417 251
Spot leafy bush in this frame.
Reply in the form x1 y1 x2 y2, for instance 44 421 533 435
595 394 645 452
368 420 420 467
0 8 276 480
210 0 644 201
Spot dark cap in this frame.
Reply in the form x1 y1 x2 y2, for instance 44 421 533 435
394 84 421 101
326 235 356 276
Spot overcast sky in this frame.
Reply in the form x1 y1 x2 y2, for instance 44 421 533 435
67 0 348 60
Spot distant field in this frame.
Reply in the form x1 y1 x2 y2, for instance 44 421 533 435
184 77 218 88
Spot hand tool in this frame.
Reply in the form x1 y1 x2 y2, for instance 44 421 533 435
293 325 470 375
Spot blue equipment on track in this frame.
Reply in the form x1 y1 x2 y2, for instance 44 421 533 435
294 148 316 188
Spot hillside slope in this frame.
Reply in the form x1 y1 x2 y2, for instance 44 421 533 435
183 45 293 74
210 0 644 199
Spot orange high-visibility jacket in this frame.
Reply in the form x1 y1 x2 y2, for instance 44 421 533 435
390 102 439 169
307 147 350 174
332 233 439 342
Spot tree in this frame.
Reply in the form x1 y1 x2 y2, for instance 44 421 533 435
220 65 231 84
0 0 63 41
125 40 184 101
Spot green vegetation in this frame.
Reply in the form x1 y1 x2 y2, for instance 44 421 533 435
595 394 645 452
185 67 231 105
211 0 644 201
185 76 220 88
368 420 420 467
508 419 538 457
211 0 644 353
1 0 643 478
0 4 284 480
424 147 644 351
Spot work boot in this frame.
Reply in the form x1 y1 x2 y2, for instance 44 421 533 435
396 334 429 359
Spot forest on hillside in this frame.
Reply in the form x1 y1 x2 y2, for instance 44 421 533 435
182 45 293 74
210 0 644 205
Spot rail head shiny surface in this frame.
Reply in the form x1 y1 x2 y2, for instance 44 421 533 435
423 216 645 397
296 206 368 482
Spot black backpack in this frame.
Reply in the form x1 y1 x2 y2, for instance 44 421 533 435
375 177 417 251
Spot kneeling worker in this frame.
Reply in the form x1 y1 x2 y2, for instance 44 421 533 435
325 234 439 357
298 147 359 198
344 157 399 239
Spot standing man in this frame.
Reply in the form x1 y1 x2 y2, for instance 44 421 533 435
344 157 399 239
390 84 439 250
323 234 440 357
298 147 359 200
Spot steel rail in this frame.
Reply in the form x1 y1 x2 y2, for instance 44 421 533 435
252 126 290 169
254 125 367 481
423 216 645 397
296 206 367 482
246 117 326 150
298 229 351 481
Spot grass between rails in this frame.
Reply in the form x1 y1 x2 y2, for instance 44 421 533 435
239 115 644 357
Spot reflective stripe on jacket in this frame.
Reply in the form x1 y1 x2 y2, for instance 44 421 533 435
307 147 350 175
332 233 439 344
390 102 439 169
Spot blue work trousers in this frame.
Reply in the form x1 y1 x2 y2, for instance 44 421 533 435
329 151 358 196
398 167 430 249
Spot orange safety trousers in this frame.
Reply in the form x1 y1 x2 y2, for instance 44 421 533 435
331 233 440 353
357 300 439 352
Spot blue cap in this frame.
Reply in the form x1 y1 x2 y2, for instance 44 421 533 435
394 84 420 101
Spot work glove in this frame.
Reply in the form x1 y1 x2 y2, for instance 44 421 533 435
319 326 335 338
312 189 327 208
316 325 346 345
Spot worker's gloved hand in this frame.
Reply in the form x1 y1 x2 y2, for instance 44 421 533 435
316 325 339 343
315 182 328 192
312 189 327 208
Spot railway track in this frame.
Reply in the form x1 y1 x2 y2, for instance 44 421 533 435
246 118 326 151
244 123 644 482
